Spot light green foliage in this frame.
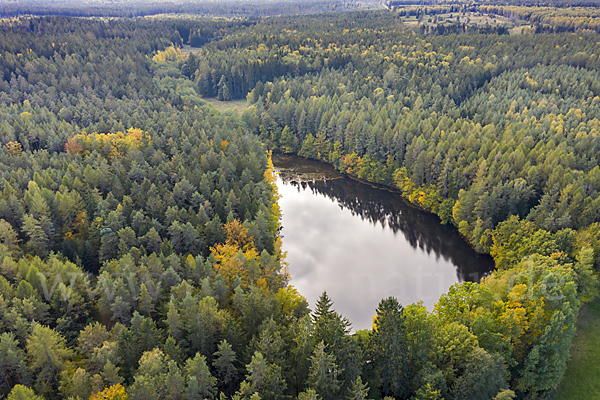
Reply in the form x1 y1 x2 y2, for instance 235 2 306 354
413 383 441 400
59 367 93 400
129 348 185 400
347 376 369 400
185 353 217 400
573 247 599 303
242 351 287 400
7 385 44 400
435 282 493 327
0 332 29 396
429 322 478 381
490 216 557 270
26 325 73 393
494 390 516 400
298 388 320 400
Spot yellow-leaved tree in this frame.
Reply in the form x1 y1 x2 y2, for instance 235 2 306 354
89 384 128 400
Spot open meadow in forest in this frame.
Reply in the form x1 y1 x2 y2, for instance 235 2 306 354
554 298 600 399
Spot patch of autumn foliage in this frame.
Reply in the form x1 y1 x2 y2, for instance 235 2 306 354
341 152 362 174
5 141 22 156
65 128 150 158
210 219 259 289
220 139 230 151
152 46 184 62
210 219 288 293
89 384 128 400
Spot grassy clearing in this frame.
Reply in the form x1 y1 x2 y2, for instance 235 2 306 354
354 2 387 11
180 44 202 55
204 98 250 115
400 12 519 31
553 297 600 399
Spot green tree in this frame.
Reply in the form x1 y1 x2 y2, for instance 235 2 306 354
413 383 441 400
0 332 30 395
213 340 238 396
290 315 314 395
7 385 44 400
22 215 49 258
0 219 20 257
26 325 74 393
452 347 508 400
280 125 295 153
494 390 516 400
347 376 369 400
129 348 184 400
298 388 320 400
308 341 340 400
218 76 231 101
185 353 217 400
369 297 407 399
430 322 478 383
312 292 360 396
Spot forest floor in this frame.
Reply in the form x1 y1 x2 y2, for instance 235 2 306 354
204 98 250 115
554 297 600 399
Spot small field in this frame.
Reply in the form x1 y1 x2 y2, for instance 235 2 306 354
204 98 250 115
553 298 600 399
180 44 202 55
400 11 519 31
354 1 387 11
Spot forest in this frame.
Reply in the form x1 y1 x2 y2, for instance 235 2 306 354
0 2 600 400
0 0 358 18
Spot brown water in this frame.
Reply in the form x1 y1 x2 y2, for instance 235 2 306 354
273 154 494 331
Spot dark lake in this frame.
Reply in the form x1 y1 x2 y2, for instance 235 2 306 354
273 154 494 331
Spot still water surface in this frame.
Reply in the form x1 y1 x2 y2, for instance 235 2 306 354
273 154 494 331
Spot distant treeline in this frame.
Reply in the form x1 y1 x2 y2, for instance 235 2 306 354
1 9 600 400
384 0 600 8
0 0 357 18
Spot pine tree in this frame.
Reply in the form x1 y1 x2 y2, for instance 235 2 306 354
347 376 369 400
369 297 407 399
0 332 29 395
280 125 295 153
21 214 49 258
26 324 74 393
213 340 238 396
185 353 217 400
308 341 340 400
137 283 154 317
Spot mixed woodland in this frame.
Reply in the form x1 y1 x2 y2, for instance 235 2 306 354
0 0 357 18
0 3 600 400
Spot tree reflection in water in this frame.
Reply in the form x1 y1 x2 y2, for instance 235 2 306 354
274 154 493 284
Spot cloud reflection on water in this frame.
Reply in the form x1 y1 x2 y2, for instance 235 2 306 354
274 154 494 331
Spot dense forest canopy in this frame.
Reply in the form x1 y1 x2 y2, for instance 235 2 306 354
1 2 600 400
